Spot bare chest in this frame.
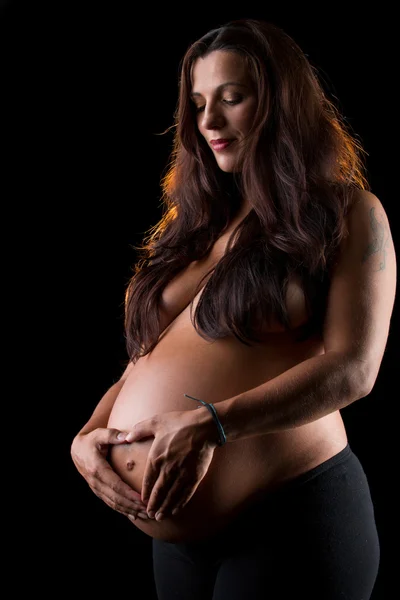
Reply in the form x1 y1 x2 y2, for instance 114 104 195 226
158 233 310 338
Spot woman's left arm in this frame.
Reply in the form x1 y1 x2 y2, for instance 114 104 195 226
216 190 397 442
126 190 397 520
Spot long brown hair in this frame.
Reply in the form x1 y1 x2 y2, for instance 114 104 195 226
124 18 370 362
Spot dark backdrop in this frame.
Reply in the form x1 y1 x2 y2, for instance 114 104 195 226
2 2 396 598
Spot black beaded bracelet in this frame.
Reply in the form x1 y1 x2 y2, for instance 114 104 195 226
184 393 227 446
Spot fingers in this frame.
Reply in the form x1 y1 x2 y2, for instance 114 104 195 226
73 429 151 520
97 427 132 446
91 461 148 515
140 467 159 507
92 486 149 521
91 428 146 507
145 473 196 521
90 481 149 520
125 419 155 444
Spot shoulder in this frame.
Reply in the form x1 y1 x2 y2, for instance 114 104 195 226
347 187 387 215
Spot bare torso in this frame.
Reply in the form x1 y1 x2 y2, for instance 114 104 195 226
108 216 347 542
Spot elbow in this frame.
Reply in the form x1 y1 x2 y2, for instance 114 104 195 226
346 355 378 400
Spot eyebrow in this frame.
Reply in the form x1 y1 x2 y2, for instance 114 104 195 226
190 82 249 98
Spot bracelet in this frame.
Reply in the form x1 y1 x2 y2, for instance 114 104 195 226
184 393 227 446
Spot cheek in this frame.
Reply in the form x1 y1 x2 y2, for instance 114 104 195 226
196 115 205 133
236 102 257 133
238 114 256 133
238 120 252 135
197 125 207 142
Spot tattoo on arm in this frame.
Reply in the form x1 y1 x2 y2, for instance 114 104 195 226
362 207 391 271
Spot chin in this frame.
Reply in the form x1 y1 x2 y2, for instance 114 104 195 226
217 161 240 173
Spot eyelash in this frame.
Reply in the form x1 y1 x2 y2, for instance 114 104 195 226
195 98 242 113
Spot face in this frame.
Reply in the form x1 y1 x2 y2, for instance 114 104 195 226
191 50 258 172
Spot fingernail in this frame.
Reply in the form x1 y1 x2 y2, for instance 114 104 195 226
147 511 155 519
138 512 149 519
155 512 164 521
128 514 136 521
117 432 125 440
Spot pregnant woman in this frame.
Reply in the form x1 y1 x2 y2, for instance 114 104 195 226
71 19 396 599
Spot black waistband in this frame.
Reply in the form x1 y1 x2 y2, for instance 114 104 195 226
274 443 352 494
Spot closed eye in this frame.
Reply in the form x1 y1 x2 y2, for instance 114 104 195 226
194 98 242 113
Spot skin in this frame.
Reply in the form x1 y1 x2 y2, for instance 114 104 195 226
111 192 396 536
112 57 397 525
72 48 397 537
191 50 257 214
133 51 260 520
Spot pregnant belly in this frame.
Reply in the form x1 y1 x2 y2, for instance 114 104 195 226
108 435 258 543
107 340 345 542
106 347 288 542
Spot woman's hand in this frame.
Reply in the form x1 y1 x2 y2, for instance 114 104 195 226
71 428 149 520
125 408 218 522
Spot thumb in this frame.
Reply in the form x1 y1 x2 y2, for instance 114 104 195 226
125 420 154 443
99 427 131 444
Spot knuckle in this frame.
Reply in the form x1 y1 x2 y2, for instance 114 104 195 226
88 465 100 478
109 499 119 511
108 480 119 493
87 475 98 489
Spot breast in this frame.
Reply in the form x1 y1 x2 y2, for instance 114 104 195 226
159 257 310 339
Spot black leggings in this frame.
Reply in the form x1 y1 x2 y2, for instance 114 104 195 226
152 445 380 599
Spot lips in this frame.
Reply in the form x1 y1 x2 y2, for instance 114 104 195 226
210 139 235 151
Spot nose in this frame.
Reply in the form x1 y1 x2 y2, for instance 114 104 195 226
201 104 225 131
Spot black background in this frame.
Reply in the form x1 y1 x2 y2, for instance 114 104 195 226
2 2 397 597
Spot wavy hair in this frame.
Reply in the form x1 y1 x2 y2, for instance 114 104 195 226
124 18 370 363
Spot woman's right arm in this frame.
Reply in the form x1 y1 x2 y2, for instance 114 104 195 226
70 362 148 518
